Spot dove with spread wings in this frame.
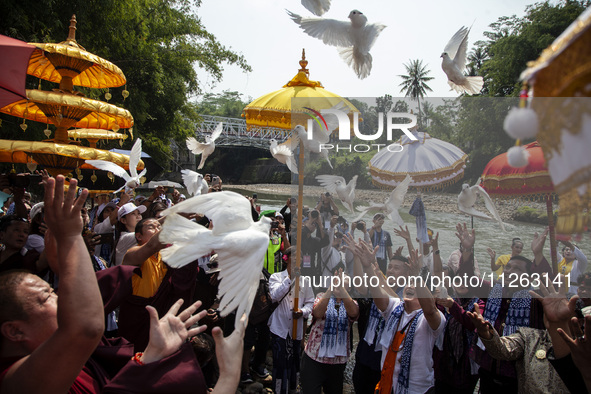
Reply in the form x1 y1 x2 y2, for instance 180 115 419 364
270 136 299 174
353 175 412 227
441 26 483 95
186 122 223 170
181 169 209 197
158 191 271 325
85 138 146 194
457 182 505 231
287 9 386 79
316 174 357 213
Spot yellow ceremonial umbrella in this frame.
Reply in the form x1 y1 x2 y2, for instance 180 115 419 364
0 139 143 177
26 15 126 92
0 89 133 143
242 50 359 131
243 50 359 337
520 7 591 234
68 128 128 148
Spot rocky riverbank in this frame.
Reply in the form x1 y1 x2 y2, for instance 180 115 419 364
227 183 547 222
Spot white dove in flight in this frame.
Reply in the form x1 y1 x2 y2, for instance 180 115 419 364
353 175 412 227
457 182 505 231
287 9 386 79
294 124 333 169
86 138 146 194
181 169 209 196
270 136 299 174
316 174 358 213
301 0 331 16
186 122 223 170
441 26 484 95
159 191 271 325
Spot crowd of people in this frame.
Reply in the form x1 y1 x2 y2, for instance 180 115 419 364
0 172 589 393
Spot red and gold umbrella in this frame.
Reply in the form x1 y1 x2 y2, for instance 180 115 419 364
481 141 558 271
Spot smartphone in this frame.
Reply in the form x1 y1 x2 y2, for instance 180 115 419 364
97 233 114 245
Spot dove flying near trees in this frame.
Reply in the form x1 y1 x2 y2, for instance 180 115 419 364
457 182 505 231
353 175 412 227
86 138 147 194
270 136 299 174
316 174 357 213
186 122 223 170
181 169 209 196
301 0 331 16
159 191 272 325
440 26 483 95
287 9 386 79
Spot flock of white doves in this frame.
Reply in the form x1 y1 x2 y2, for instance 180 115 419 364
82 1 499 323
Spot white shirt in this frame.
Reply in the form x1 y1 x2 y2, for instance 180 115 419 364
92 217 114 257
114 232 137 266
557 246 588 293
268 270 314 340
380 297 445 394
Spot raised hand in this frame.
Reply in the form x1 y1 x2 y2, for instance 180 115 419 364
455 222 475 252
393 225 411 241
557 315 591 380
531 227 549 256
529 279 577 325
436 297 455 309
43 175 88 240
486 247 496 260
466 303 495 340
142 299 207 364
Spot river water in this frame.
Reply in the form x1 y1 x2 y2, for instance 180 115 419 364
226 186 559 276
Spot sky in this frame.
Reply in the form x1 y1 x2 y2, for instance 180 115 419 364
193 0 538 103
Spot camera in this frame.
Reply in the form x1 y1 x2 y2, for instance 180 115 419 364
310 210 319 219
271 221 279 229
356 221 365 231
252 193 258 199
324 192 331 197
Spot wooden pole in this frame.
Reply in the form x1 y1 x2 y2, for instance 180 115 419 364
546 194 558 274
292 139 304 337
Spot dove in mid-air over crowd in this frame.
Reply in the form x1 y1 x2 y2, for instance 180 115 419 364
457 182 505 231
159 191 271 325
301 0 331 16
287 9 386 79
270 136 299 174
86 138 146 194
316 174 358 213
441 26 484 95
353 174 412 227
186 122 223 170
181 169 209 196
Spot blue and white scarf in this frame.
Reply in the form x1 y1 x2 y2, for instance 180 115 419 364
364 302 385 346
379 302 423 394
318 296 349 358
483 284 531 336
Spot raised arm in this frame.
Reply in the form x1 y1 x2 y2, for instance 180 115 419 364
408 248 441 331
2 176 104 394
122 231 167 266
487 247 497 272
394 225 415 255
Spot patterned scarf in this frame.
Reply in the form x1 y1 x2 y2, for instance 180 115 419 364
379 302 423 394
447 297 478 362
364 302 385 346
483 284 531 336
318 296 349 358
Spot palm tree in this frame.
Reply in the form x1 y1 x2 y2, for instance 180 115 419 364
398 59 434 125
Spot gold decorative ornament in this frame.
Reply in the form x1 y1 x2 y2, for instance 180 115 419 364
107 171 114 183
535 349 546 360
105 90 112 101
91 171 97 184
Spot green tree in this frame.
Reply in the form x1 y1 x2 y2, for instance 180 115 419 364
197 91 250 118
0 0 251 167
398 59 433 124
481 0 588 96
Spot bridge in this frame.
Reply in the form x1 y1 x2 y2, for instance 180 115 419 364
194 115 292 149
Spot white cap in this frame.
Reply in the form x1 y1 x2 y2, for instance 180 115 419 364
117 203 147 221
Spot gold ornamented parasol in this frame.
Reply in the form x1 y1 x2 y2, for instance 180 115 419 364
26 15 126 91
0 89 133 143
521 6 591 234
68 129 127 148
242 50 359 131
0 139 143 177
